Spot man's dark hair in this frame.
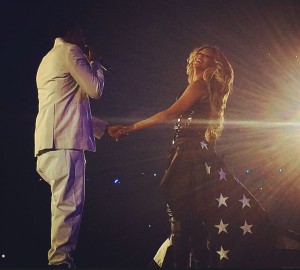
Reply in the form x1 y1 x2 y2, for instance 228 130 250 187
47 2 87 39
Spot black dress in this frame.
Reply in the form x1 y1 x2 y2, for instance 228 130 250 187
151 98 293 268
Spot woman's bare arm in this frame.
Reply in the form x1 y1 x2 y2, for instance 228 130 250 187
130 79 208 132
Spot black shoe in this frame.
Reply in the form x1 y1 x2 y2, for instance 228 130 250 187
48 263 70 268
147 259 161 269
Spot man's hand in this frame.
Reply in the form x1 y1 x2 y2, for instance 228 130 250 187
107 125 126 141
107 125 136 141
84 45 101 63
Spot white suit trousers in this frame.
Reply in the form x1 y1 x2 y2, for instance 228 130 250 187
36 149 85 267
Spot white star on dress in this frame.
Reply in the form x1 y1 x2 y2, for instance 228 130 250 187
240 221 253 235
205 162 211 175
200 141 208 150
239 194 251 209
216 193 228 207
214 219 229 234
217 246 230 260
218 168 226 181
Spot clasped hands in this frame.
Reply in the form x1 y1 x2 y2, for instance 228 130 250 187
107 125 133 141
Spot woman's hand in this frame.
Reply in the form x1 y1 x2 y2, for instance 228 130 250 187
106 125 135 142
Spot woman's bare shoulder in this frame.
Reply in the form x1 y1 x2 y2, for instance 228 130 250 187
189 79 209 99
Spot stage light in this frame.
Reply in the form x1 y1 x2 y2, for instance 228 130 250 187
245 169 251 174
153 173 157 177
1 254 5 259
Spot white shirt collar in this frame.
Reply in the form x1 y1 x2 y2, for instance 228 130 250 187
54 37 65 47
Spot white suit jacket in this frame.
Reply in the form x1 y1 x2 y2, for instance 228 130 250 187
35 38 107 156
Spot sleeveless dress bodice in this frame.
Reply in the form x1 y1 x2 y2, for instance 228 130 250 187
172 99 210 146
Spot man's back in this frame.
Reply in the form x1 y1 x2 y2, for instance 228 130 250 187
34 38 100 156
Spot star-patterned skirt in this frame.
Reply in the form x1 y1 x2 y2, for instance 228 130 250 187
155 139 279 268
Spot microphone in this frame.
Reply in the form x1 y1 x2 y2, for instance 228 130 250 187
83 45 113 74
100 63 114 74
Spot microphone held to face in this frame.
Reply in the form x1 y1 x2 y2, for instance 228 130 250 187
84 45 113 74
100 63 113 74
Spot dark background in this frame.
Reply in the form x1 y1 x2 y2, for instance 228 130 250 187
1 0 300 267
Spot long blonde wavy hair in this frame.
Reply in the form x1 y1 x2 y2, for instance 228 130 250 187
186 45 234 143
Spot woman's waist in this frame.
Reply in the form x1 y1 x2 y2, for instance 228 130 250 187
171 137 214 150
173 130 207 144
166 137 216 167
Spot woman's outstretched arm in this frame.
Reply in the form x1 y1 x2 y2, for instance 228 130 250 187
124 79 208 134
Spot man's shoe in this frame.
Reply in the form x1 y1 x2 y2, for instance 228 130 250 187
48 263 70 268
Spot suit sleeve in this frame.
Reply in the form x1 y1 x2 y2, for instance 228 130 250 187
67 45 105 99
92 116 108 139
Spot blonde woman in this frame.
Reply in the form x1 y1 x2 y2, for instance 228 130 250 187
116 46 277 268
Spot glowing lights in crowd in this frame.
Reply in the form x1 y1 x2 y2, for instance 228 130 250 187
112 172 158 184
245 168 284 174
110 168 285 186
113 178 121 184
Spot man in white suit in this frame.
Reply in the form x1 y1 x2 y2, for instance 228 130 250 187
35 16 120 268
